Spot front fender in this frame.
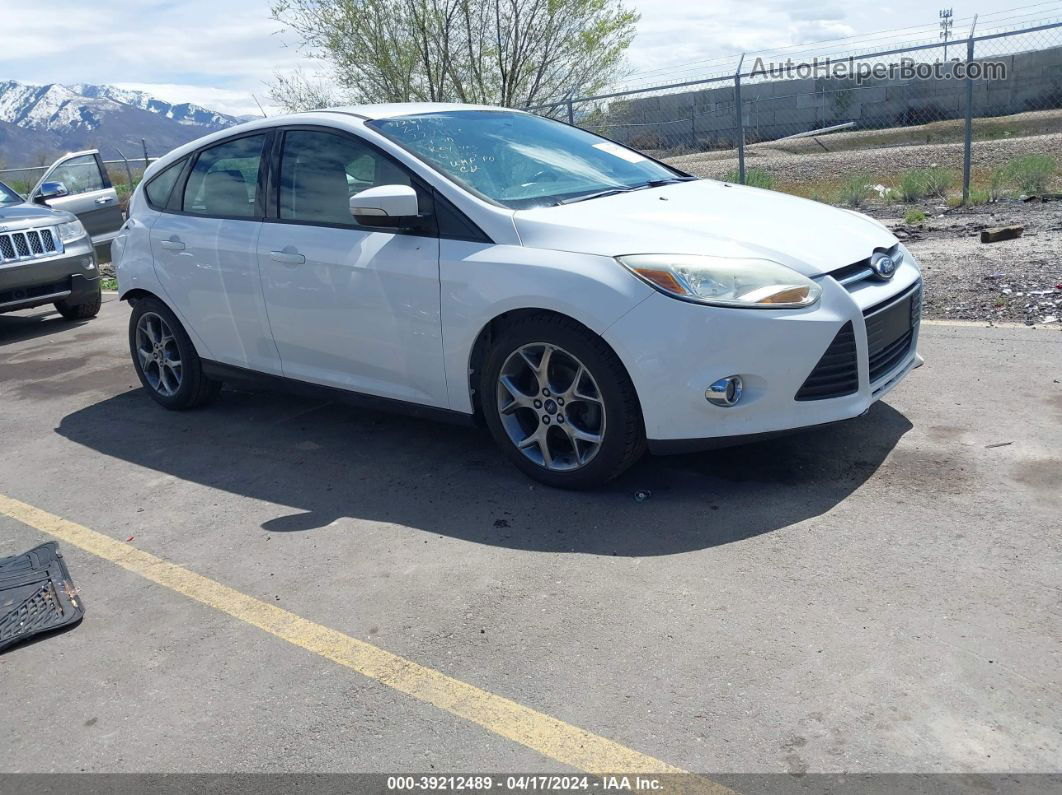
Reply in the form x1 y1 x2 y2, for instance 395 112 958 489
439 242 654 413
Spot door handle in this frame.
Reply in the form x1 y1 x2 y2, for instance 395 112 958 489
270 249 305 265
95 196 114 205
160 237 185 251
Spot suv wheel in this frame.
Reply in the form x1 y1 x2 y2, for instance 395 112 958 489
480 314 645 489
54 283 102 320
128 296 221 410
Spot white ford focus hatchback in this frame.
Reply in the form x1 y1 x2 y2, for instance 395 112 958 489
113 103 922 488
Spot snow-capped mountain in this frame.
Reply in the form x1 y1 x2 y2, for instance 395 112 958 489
0 81 239 166
0 82 118 133
69 84 237 129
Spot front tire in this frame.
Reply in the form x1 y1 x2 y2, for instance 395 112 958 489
54 283 102 320
480 314 645 489
128 296 221 410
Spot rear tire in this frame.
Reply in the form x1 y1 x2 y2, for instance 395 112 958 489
480 313 645 489
54 283 102 320
128 296 221 410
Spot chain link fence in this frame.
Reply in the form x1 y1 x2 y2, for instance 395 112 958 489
529 18 1062 206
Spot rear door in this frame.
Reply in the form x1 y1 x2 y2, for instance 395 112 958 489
150 131 281 374
31 151 123 246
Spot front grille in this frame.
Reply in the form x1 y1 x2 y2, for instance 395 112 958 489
0 227 61 264
795 321 859 401
828 261 874 287
865 283 921 383
827 243 905 290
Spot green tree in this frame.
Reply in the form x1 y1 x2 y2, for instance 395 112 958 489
270 0 639 111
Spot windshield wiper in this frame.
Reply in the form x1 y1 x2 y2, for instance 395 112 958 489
635 176 698 189
558 186 636 205
555 176 697 205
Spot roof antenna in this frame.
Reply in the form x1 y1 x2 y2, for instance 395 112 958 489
252 93 269 118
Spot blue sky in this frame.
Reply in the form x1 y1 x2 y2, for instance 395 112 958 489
1 0 1058 115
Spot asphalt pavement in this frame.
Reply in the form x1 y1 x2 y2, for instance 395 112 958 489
0 296 1059 775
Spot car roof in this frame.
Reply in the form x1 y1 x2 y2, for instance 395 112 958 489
322 102 521 120
141 103 525 183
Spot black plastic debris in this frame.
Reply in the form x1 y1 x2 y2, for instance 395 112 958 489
0 542 84 653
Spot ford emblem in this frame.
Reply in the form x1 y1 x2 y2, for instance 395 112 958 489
870 253 896 280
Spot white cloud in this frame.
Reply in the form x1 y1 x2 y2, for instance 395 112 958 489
0 0 1048 112
111 83 273 118
2 0 314 114
791 20 857 45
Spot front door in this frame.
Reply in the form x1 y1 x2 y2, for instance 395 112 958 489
150 132 281 374
257 127 447 407
32 151 123 247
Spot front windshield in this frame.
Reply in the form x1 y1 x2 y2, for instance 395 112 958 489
0 181 23 204
368 110 690 209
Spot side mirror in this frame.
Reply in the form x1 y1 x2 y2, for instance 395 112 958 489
36 181 69 202
349 184 419 227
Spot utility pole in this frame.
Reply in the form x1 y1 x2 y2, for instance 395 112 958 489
939 8 954 59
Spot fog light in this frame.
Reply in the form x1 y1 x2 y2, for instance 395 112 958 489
705 376 743 407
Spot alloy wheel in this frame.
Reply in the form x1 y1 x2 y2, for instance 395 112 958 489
496 342 606 471
135 312 182 397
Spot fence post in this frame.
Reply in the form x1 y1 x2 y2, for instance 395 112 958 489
141 139 150 169
734 54 746 184
691 96 697 150
115 148 135 191
962 16 978 205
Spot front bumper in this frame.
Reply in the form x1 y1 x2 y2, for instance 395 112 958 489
603 259 923 451
0 239 98 313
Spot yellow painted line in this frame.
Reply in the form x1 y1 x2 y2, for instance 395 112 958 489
0 493 731 791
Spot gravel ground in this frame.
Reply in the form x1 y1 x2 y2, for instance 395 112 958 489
867 200 1062 325
667 130 1062 183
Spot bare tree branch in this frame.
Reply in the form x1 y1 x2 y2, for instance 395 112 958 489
269 0 638 111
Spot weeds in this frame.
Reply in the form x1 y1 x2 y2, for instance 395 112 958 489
723 167 774 189
897 167 955 201
904 208 927 225
1002 154 1056 195
988 167 1010 201
836 175 872 207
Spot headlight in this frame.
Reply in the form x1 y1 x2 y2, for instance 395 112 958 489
617 254 821 309
56 220 88 244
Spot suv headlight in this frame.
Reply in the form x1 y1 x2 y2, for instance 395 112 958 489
56 220 88 244
617 254 821 309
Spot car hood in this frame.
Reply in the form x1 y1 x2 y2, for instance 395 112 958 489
512 179 896 277
0 201 74 229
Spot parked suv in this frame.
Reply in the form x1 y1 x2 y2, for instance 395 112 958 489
0 179 101 319
113 104 922 488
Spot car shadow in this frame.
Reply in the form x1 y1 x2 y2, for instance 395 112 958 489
56 386 912 556
0 308 89 346
0 294 117 346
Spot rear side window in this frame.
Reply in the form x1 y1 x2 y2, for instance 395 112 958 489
143 159 185 210
182 135 266 218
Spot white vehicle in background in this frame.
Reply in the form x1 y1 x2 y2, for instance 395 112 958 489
113 104 922 488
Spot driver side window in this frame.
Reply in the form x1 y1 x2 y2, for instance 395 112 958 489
44 154 106 196
278 129 421 227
